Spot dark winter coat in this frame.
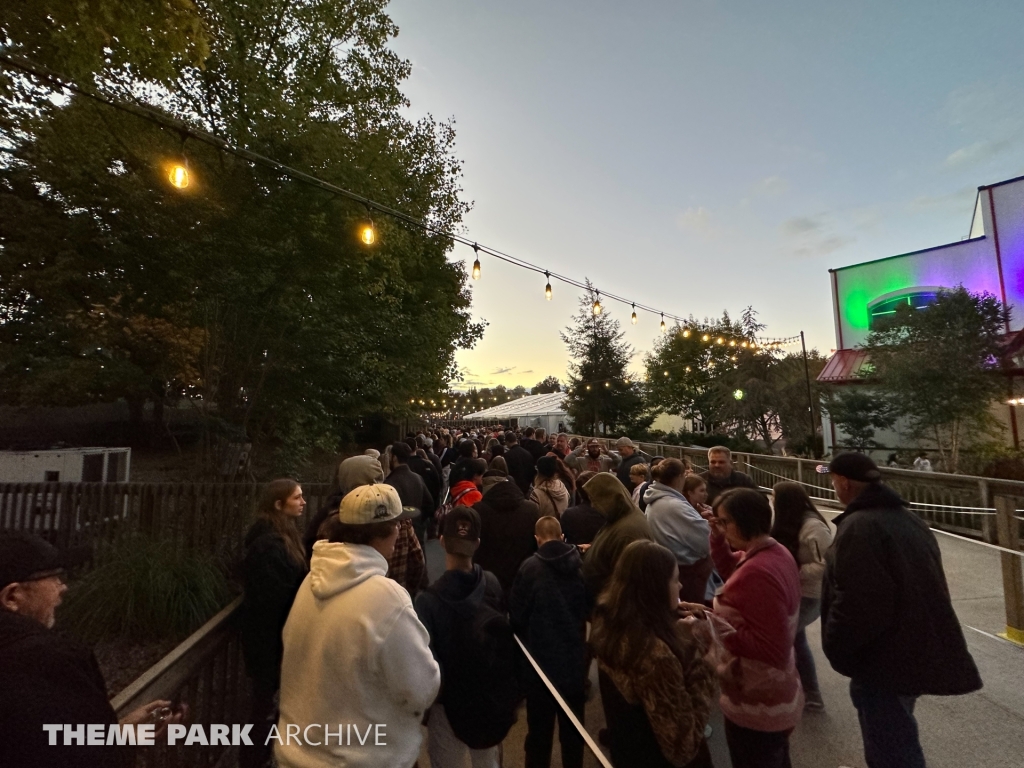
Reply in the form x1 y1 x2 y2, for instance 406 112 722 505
414 565 505 697
509 540 589 697
581 474 653 601
560 501 606 546
821 482 982 696
0 611 127 768
504 444 537 495
698 469 758 505
385 464 435 516
303 489 344 561
616 453 648 492
472 481 541 593
521 438 546 461
238 518 308 691
408 454 441 506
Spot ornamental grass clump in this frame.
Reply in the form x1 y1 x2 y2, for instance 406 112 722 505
60 536 232 643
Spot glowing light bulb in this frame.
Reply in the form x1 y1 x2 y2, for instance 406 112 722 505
545 272 552 300
734 389 745 400
631 304 637 324
359 222 376 245
717 337 724 345
660 314 667 334
593 293 603 315
168 163 189 189
682 329 690 338
605 381 611 387
663 370 669 376
472 258 481 280
729 340 736 347
702 334 710 342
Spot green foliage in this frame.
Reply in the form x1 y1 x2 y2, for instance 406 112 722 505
561 283 652 436
821 386 897 451
531 376 563 394
59 537 232 642
0 0 482 472
649 429 758 454
863 287 1008 472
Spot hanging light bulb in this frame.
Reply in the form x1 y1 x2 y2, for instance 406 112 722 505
660 314 667 334
545 272 552 300
702 334 710 342
631 304 638 325
682 329 690 338
472 244 481 280
359 216 376 245
168 160 190 189
593 292 603 315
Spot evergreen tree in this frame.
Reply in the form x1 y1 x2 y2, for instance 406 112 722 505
561 282 650 436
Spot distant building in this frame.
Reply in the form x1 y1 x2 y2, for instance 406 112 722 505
820 174 1024 457
463 392 569 435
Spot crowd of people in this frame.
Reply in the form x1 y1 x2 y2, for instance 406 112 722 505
0 426 983 768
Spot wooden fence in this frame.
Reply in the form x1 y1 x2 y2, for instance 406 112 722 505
0 481 334 567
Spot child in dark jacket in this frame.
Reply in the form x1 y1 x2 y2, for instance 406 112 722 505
509 517 589 768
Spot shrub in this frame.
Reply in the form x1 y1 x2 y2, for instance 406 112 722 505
59 536 233 643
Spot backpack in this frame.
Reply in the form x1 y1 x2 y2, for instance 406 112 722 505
428 585 523 749
435 484 478 532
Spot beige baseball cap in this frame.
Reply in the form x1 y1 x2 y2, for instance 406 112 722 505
338 484 420 525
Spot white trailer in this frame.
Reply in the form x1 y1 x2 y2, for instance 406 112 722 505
0 447 131 484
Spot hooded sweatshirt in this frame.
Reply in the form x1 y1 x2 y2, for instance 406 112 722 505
509 540 589 696
473 481 541 594
531 477 570 518
414 565 504 704
581 473 653 601
276 542 439 768
643 483 711 567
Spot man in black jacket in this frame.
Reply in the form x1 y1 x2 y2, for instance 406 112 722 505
503 431 537 496
509 516 588 768
611 436 647 493
473 478 541 594
0 533 183 768
699 445 757 504
388 442 435 518
821 453 981 768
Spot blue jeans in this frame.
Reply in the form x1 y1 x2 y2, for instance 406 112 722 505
849 680 926 768
794 597 821 693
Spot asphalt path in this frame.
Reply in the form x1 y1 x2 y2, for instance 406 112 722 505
419 510 1024 767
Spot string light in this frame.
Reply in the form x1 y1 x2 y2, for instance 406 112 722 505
593 292 603 315
168 160 189 189
702 334 710 342
631 304 638 325
359 215 376 245
682 329 690 338
545 272 552 300
660 314 667 334
0 54 814 346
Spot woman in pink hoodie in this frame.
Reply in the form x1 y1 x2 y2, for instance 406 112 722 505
706 488 802 768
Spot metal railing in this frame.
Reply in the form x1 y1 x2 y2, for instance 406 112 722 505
567 435 1024 546
111 596 249 767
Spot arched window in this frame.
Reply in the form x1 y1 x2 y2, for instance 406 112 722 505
867 288 944 330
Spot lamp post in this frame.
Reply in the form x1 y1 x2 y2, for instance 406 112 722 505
800 331 818 455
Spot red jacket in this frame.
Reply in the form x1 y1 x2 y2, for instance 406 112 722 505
710 535 803 732
449 480 483 508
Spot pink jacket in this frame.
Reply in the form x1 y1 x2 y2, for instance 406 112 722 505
710 535 803 733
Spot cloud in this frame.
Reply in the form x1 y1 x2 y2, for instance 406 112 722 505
675 206 715 237
520 370 534 375
944 139 1015 168
491 366 516 375
780 216 822 236
792 235 853 259
751 176 789 197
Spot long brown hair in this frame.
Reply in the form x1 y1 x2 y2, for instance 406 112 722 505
255 478 307 567
771 481 828 561
590 540 695 671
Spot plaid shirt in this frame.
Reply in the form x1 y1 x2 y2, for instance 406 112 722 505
387 519 427 596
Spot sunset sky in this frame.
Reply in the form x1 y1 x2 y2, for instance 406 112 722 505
388 0 1024 390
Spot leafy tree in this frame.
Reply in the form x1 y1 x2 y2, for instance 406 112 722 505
0 0 482 471
531 376 562 394
863 286 1007 471
644 308 761 430
561 282 651 436
821 387 897 452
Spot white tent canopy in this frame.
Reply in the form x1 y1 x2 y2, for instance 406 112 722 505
463 393 568 434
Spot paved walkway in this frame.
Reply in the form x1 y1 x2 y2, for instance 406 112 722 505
419 511 1024 767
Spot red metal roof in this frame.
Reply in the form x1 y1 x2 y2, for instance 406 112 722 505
817 349 871 383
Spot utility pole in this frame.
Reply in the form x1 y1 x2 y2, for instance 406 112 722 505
800 331 818 455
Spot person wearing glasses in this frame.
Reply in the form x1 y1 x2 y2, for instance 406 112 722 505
699 488 802 768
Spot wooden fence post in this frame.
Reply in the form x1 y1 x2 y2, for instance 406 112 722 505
979 480 996 544
994 496 1024 646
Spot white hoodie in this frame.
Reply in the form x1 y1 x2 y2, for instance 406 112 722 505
275 541 440 768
